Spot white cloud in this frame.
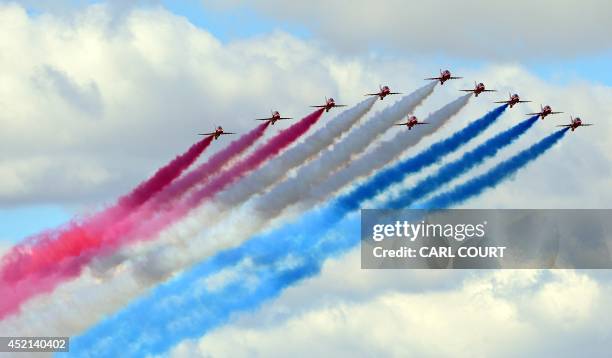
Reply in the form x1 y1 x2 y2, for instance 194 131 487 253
1 2 611 210
0 2 425 207
170 256 611 357
203 0 612 60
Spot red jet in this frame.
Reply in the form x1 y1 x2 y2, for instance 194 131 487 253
310 97 348 112
255 110 292 125
425 69 462 85
460 82 497 97
199 126 236 140
365 85 402 100
526 104 563 120
494 93 531 108
557 115 593 132
395 115 429 130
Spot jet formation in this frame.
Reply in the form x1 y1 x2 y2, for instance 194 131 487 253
198 69 592 139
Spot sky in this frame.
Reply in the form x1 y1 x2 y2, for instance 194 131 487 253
0 1 611 356
2 0 611 242
2 0 611 241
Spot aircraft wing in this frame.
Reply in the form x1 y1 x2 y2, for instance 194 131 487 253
449 76 463 79
310 105 327 108
395 123 407 126
198 132 216 136
494 100 509 103
335 104 348 107
459 89 474 92
416 122 429 125
550 111 563 114
556 124 572 127
388 92 402 95
278 117 293 119
517 100 532 103
482 89 497 92
255 118 272 121
581 124 594 126
424 77 441 80
365 93 380 96
526 112 541 115
220 132 236 135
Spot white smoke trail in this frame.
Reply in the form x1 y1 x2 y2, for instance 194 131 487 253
216 96 378 208
143 93 467 278
301 94 471 209
117 81 436 271
87 96 377 271
95 82 435 264
140 82 436 253
249 82 437 215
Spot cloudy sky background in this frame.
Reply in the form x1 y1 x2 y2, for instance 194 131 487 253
0 0 611 356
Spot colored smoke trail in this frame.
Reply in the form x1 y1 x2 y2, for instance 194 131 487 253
0 122 270 321
182 109 324 208
102 120 272 249
0 100 370 336
0 135 215 319
70 130 569 356
70 100 509 352
385 114 539 208
148 121 272 210
1 135 214 282
81 108 315 255
0 111 320 321
416 128 570 209
68 212 357 357
107 83 436 286
92 83 433 288
117 136 215 209
125 108 326 244
335 104 508 212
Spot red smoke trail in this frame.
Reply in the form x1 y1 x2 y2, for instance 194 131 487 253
148 122 271 211
117 136 215 209
1 136 214 283
0 122 273 320
93 108 327 259
186 109 325 208
0 136 215 318
106 109 325 248
95 120 274 250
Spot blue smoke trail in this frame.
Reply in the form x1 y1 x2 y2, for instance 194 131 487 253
416 128 569 209
336 104 508 212
385 114 539 208
121 129 567 355
69 106 511 356
67 208 342 357
155 129 564 353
